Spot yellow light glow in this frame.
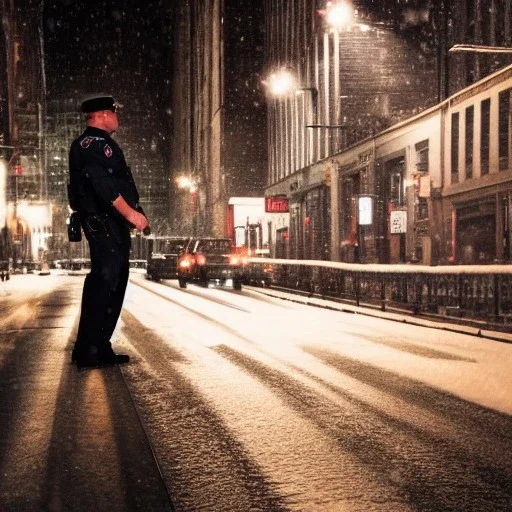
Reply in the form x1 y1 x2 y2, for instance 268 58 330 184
0 160 6 227
266 70 296 96
326 1 353 28
16 202 52 227
176 176 194 189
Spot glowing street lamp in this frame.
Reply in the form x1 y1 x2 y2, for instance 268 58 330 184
263 70 317 112
176 175 195 191
262 69 297 97
324 1 354 29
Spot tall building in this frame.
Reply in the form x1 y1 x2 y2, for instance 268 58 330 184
262 0 512 263
0 0 52 265
1 0 46 202
263 0 440 259
449 0 512 94
45 99 82 205
43 0 173 232
170 0 267 236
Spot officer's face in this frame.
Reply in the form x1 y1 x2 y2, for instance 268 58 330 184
103 109 119 134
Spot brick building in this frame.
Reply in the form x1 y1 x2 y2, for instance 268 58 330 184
262 0 512 263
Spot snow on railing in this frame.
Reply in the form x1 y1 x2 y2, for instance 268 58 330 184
246 258 512 328
250 258 512 274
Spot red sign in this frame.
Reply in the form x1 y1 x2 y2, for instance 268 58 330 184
14 165 22 176
265 196 289 213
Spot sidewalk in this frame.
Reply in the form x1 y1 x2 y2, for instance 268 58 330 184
250 286 512 344
0 275 174 511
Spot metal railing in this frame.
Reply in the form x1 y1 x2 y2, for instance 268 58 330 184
247 258 512 331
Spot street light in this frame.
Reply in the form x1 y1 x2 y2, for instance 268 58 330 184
176 175 197 192
263 70 318 117
263 70 297 96
175 175 198 234
263 69 320 168
322 1 354 29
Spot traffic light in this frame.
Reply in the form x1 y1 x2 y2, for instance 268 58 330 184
14 165 22 176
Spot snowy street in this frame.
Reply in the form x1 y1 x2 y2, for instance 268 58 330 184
1 272 512 511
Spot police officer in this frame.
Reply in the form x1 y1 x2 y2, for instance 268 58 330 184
69 94 149 368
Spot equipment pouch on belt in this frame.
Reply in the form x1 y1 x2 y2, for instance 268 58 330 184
68 212 82 242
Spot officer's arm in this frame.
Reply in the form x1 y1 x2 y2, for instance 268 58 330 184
82 149 121 206
82 141 147 230
112 195 148 231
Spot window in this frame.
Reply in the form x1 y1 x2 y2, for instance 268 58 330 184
499 88 511 171
465 105 474 179
415 139 429 173
390 171 405 206
481 98 490 175
341 174 359 241
451 112 459 182
417 197 429 220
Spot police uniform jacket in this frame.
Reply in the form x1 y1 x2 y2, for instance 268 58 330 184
68 126 140 219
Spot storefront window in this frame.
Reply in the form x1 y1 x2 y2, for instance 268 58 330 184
480 98 490 175
415 139 429 173
465 105 474 179
303 187 331 260
457 200 496 263
499 88 511 171
451 112 459 183
340 174 360 262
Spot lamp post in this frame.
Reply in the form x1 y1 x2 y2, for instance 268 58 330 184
176 175 198 235
322 1 354 30
263 70 319 172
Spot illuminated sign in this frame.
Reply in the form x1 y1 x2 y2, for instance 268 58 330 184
390 210 407 233
265 196 289 213
358 196 373 225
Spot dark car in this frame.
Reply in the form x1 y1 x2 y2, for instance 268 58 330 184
177 237 244 290
146 236 190 281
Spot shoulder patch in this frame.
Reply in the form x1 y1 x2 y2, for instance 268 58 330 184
79 135 105 149
80 136 94 149
104 144 113 158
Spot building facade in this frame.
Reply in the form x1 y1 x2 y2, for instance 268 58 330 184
263 0 440 260
263 0 512 264
0 0 52 264
170 0 267 237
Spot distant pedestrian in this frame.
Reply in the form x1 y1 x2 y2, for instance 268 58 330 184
68 94 149 368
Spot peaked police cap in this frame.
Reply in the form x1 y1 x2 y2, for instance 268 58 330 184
80 95 118 113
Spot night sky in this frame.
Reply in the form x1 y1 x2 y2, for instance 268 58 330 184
43 0 173 112
43 0 175 218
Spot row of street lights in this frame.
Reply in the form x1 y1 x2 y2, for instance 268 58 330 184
261 0 512 159
262 0 359 178
261 0 511 262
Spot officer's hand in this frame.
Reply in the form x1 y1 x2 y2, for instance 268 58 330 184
129 211 149 232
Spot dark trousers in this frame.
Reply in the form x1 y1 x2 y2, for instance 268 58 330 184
75 215 131 358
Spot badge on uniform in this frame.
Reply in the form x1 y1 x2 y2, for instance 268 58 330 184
80 137 94 149
104 144 113 158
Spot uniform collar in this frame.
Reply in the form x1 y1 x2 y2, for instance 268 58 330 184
84 126 111 138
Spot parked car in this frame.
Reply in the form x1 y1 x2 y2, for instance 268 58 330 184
177 237 245 290
146 236 190 281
